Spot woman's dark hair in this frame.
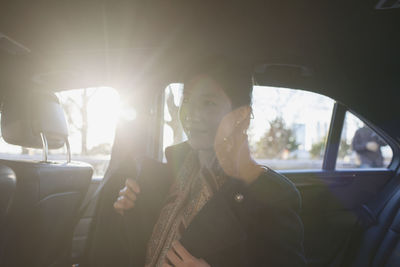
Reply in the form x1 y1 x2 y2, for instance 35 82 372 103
183 57 253 109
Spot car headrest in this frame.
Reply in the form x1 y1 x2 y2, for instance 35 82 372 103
1 91 68 149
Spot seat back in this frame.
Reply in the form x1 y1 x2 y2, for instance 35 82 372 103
1 160 92 267
0 91 92 266
351 175 400 267
0 164 15 226
0 164 16 254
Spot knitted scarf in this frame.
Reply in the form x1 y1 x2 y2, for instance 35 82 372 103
145 150 226 267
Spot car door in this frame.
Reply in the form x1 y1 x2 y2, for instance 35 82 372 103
253 93 397 267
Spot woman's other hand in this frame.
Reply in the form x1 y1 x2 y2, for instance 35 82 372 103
113 178 140 215
163 241 210 267
214 106 263 184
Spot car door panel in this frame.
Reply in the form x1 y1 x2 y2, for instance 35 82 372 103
281 170 394 266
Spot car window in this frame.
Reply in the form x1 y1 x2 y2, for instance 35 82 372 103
162 83 186 161
248 86 335 170
161 84 336 170
0 87 120 178
336 111 392 169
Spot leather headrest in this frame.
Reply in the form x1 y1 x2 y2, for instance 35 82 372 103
1 91 68 149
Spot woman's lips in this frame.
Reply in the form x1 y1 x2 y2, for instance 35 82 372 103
188 128 208 135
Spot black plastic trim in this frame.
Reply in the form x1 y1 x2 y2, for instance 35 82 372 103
323 103 346 170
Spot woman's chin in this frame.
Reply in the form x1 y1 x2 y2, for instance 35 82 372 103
187 139 213 151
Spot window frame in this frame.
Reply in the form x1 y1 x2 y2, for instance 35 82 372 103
323 102 346 171
333 103 400 171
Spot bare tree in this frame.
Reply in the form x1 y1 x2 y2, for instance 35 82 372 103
80 89 89 155
165 86 184 144
61 88 97 155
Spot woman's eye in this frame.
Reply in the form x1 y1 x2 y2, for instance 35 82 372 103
203 100 216 106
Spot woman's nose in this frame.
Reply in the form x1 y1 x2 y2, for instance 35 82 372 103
186 103 202 122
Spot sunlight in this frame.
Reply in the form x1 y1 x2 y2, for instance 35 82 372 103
57 87 121 154
87 88 121 148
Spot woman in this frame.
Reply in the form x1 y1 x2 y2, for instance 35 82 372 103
86 61 306 266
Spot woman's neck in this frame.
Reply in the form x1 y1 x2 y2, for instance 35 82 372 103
197 149 216 169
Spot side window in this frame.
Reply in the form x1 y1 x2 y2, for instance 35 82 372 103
162 83 186 161
57 87 120 177
336 111 392 169
0 87 120 178
248 86 335 170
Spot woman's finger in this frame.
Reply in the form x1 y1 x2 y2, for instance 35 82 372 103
166 248 182 265
113 179 139 215
120 196 134 209
172 241 193 261
119 186 137 202
113 201 124 215
114 196 134 210
125 179 140 194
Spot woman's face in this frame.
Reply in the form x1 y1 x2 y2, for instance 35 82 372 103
179 76 232 150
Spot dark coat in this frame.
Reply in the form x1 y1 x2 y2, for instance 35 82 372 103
83 142 306 267
352 127 386 167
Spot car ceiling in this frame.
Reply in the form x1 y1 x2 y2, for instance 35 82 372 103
0 0 399 141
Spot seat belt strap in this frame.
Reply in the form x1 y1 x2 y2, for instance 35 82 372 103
77 157 142 222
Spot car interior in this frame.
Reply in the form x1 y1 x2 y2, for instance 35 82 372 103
0 1 399 266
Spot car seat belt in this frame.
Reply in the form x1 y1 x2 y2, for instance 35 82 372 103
77 165 118 218
51 165 121 267
54 159 142 267
77 157 142 224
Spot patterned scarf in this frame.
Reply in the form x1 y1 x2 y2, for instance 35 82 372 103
145 150 226 267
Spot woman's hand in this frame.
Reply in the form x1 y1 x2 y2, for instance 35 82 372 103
163 241 210 267
366 141 379 152
214 106 263 184
113 178 140 215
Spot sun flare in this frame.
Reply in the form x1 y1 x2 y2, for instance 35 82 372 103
57 87 122 154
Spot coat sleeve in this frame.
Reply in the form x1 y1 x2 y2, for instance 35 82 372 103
180 168 307 267
352 129 367 152
237 169 307 266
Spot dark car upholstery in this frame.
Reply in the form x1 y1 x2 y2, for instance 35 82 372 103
345 172 400 267
0 161 92 267
0 164 15 226
0 164 16 253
